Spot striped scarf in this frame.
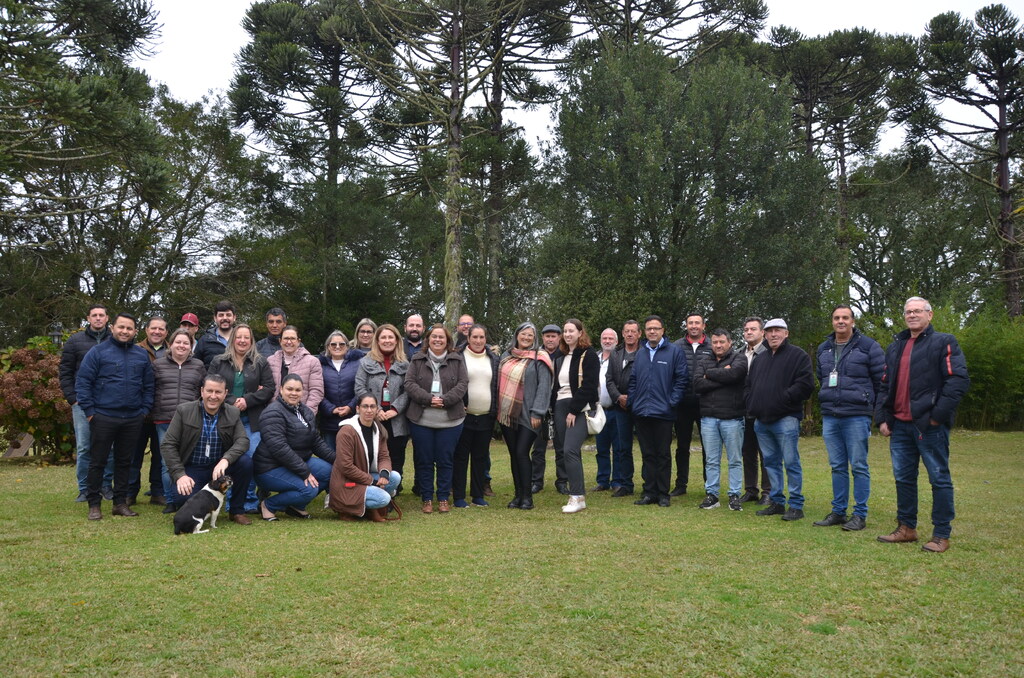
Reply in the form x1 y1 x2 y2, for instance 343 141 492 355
498 349 553 427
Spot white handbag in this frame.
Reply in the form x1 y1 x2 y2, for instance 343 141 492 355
585 403 606 435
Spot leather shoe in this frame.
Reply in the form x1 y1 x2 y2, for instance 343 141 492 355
230 513 252 526
813 512 848 527
507 497 523 509
530 483 543 494
757 494 771 505
611 487 633 497
842 515 866 531
87 506 102 521
756 502 785 516
657 496 671 507
634 495 657 505
483 482 495 497
877 522 918 543
162 503 178 514
591 484 610 492
149 495 167 506
738 490 759 503
669 486 687 497
922 536 950 553
111 504 138 517
422 500 433 514
438 499 451 513
781 508 804 521
519 498 534 510
555 482 570 496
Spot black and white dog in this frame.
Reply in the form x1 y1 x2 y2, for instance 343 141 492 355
173 475 233 535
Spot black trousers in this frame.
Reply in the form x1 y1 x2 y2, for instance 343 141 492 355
674 399 706 490
636 416 674 500
128 421 162 498
743 417 771 494
382 418 410 487
502 423 538 500
87 413 145 506
453 414 493 501
531 412 567 487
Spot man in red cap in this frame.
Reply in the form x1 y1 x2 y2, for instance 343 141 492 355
179 313 200 342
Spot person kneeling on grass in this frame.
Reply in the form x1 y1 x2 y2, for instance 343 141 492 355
253 374 335 521
328 394 401 521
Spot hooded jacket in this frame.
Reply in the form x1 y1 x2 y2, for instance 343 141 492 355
318 349 365 433
328 417 391 517
253 397 336 477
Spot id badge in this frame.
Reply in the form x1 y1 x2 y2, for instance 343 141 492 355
382 386 390 402
828 370 838 388
431 378 441 394
205 444 211 458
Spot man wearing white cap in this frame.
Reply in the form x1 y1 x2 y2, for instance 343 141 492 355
745 318 814 521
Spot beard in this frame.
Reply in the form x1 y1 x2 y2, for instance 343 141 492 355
407 331 421 342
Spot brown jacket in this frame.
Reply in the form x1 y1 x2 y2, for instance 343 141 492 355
404 350 469 423
328 419 391 518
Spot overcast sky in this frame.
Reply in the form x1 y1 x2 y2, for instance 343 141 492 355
134 0 1002 149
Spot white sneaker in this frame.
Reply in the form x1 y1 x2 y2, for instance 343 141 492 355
562 495 587 513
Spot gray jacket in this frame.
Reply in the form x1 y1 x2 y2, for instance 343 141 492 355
498 349 553 432
354 356 410 437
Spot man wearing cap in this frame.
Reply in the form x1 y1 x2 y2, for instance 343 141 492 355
179 313 200 341
531 324 566 494
256 307 288 359
59 303 114 502
875 296 969 553
671 312 713 496
745 318 814 521
194 300 237 366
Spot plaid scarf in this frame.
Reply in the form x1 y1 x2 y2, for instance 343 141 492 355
498 349 553 427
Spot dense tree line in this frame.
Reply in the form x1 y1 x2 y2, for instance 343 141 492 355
0 0 1020 357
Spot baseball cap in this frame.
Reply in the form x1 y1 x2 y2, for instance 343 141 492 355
180 313 200 326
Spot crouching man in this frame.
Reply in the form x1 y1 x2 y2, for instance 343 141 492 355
160 374 253 525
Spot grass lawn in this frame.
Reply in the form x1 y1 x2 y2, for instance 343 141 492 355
1 431 1021 677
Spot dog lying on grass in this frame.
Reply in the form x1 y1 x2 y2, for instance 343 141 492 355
173 475 233 535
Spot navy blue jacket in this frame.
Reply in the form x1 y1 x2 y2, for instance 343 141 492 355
876 325 970 432
75 336 155 418
673 335 713 405
816 328 885 419
626 339 688 420
194 327 229 367
745 339 813 424
318 349 365 433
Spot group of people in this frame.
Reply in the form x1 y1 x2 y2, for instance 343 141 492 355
58 296 969 552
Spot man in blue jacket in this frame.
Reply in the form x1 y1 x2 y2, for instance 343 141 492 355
76 313 155 520
627 315 688 507
875 297 969 553
813 305 885 532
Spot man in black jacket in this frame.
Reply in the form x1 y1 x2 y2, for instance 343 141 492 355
58 303 113 502
605 320 641 496
671 313 713 496
875 297 969 553
194 300 237 366
745 318 814 522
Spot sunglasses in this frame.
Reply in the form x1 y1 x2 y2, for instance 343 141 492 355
328 342 345 348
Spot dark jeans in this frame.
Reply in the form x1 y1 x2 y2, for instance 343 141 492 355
889 420 955 539
453 414 493 501
128 421 163 499
382 418 410 487
635 416 674 500
409 421 464 501
502 423 538 500
606 407 635 491
167 454 254 515
674 399 705 490
743 417 770 494
531 412 567 487
87 413 144 506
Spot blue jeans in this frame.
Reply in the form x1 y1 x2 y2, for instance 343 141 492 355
155 423 175 500
701 417 744 497
605 407 635 491
889 420 955 539
822 415 871 518
73 403 113 493
365 471 402 509
594 410 613 487
237 417 262 512
166 454 254 515
754 416 804 510
256 456 333 512
409 422 464 501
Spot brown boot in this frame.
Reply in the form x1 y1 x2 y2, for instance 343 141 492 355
877 522 918 543
922 537 950 553
369 508 387 523
88 506 102 521
111 504 139 517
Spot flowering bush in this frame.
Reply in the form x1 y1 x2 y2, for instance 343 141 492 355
0 336 73 461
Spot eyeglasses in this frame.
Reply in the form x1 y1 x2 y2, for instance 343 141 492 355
328 342 345 348
458 321 473 326
904 308 929 316
645 326 663 332
358 329 373 334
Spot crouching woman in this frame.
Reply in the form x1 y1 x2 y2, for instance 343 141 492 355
329 394 401 521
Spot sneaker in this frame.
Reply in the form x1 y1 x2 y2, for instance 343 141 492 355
756 502 785 516
781 508 804 521
699 493 720 509
452 499 470 508
100 487 114 501
757 494 771 505
562 495 587 514
75 492 87 503
470 498 489 507
813 512 848 527
842 515 866 531
728 494 743 511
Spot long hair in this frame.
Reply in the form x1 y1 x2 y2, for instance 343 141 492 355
322 330 349 357
223 323 260 371
559 318 591 353
367 323 407 363
350 318 377 348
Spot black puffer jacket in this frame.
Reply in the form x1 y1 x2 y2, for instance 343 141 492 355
692 348 747 420
253 397 336 477
58 326 110 404
151 354 207 422
673 335 713 405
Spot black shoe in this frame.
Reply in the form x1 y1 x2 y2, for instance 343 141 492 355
519 498 534 510
657 496 671 507
669 486 687 497
555 483 570 496
126 495 137 507
162 503 178 514
757 494 771 505
634 495 657 505
738 490 760 503
813 512 848 527
728 494 743 511
591 484 610 492
100 487 114 501
781 508 804 521
842 515 866 531
611 487 633 497
530 483 543 494
699 493 720 509
507 497 523 509
756 502 785 516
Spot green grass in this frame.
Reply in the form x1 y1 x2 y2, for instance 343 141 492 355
1 431 1021 677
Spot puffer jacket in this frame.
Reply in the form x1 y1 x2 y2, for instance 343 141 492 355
673 335 713 405
627 340 688 420
75 336 154 418
151 353 207 422
816 328 885 419
253 397 336 477
318 349 365 433
267 346 324 412
692 348 747 420
354 356 410 436
193 326 229 367
58 326 110 404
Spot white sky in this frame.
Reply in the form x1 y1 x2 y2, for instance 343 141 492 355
134 0 1007 149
